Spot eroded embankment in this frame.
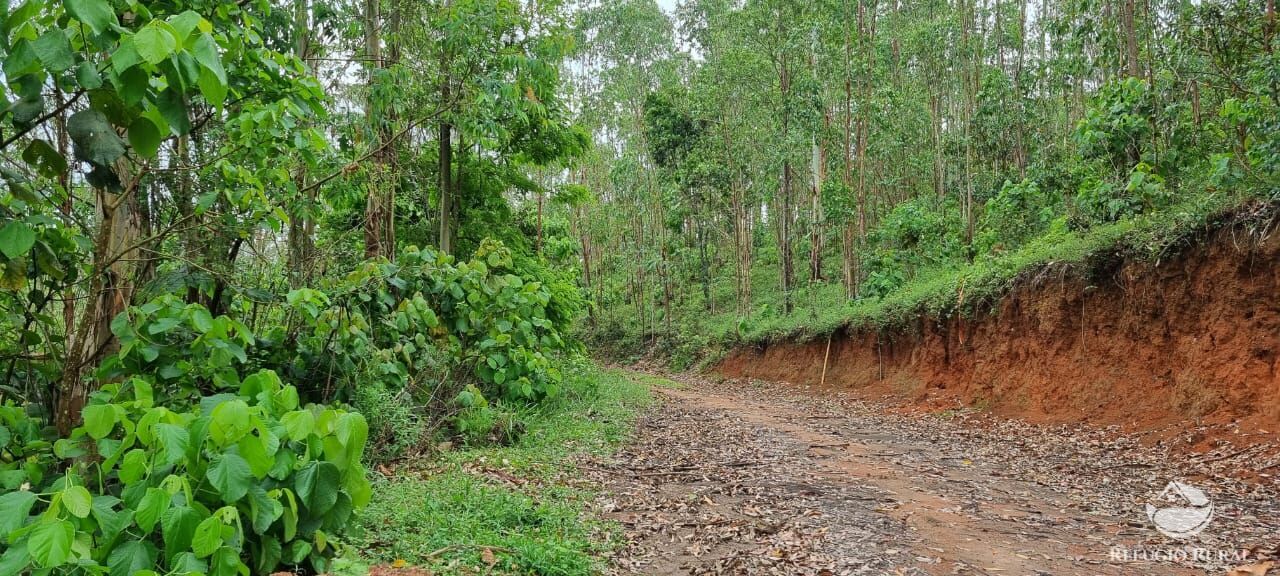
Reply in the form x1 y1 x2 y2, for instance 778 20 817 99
719 221 1280 447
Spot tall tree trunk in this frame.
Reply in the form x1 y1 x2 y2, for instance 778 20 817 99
1268 0 1276 54
855 0 875 283
841 0 859 299
809 115 827 284
289 0 317 284
58 167 143 434
778 54 795 315
1122 0 1140 78
438 0 455 255
931 92 945 197
363 0 396 259
1013 0 1028 178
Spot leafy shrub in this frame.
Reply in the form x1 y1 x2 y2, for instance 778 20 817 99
1075 162 1172 224
300 240 571 404
0 403 57 493
451 385 525 447
859 198 965 298
99 238 574 463
96 296 258 400
977 178 1061 253
0 372 370 575
1075 77 1153 169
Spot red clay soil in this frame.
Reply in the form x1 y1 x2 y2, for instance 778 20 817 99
719 222 1280 454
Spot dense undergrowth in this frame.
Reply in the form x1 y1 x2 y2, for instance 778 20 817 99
353 362 650 575
575 2 1280 374
589 190 1277 371
0 0 612 571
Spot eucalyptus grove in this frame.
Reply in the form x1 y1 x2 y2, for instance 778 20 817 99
573 0 1280 350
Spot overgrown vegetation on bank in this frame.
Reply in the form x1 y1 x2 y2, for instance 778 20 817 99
354 363 650 574
574 2 1280 369
590 191 1277 369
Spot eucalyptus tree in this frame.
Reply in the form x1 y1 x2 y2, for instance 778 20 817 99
573 0 679 335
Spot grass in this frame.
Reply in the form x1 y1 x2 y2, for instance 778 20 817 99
352 360 651 575
588 189 1273 365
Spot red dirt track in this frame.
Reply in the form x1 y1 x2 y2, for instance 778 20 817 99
719 223 1280 458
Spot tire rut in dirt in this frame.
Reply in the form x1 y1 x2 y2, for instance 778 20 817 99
587 395 928 575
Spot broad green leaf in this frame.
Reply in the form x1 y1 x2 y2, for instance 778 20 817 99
161 506 200 562
209 546 244 576
255 535 281 574
197 66 227 107
106 540 157 576
10 92 45 126
21 139 67 178
61 486 92 519
285 540 310 564
111 40 142 75
245 487 282 535
294 461 339 515
27 519 73 568
190 33 226 84
0 541 30 576
171 552 207 574
191 308 213 332
0 221 36 259
65 0 117 35
67 109 127 167
81 403 116 439
156 87 192 135
206 452 253 502
2 40 39 79
280 410 314 441
0 470 24 490
32 30 73 73
238 435 272 478
154 423 189 466
76 61 103 89
118 449 148 484
133 23 177 65
347 471 372 508
146 316 182 335
134 488 169 534
167 11 205 44
190 516 222 558
0 490 37 534
209 399 250 446
128 116 163 159
92 496 132 542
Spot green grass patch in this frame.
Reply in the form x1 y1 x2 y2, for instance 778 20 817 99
353 360 651 574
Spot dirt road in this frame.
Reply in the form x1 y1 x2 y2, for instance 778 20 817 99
588 373 1279 575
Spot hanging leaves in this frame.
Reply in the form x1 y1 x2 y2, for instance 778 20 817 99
0 221 37 260
64 0 117 35
133 22 178 65
67 109 126 167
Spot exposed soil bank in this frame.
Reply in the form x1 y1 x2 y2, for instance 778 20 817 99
719 219 1280 448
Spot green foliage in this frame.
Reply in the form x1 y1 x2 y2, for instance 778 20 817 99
355 362 649 574
1075 162 1173 224
0 374 370 575
1074 78 1154 170
859 198 966 298
977 178 1062 253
